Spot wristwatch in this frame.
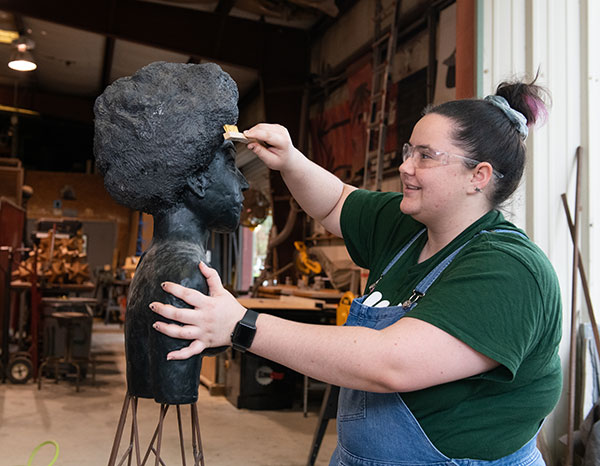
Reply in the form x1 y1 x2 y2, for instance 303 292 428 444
231 309 259 352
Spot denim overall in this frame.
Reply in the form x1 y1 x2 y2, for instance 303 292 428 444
330 229 544 466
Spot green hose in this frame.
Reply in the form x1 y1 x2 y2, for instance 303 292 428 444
15 440 60 466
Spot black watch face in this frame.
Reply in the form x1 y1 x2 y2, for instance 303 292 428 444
233 323 255 350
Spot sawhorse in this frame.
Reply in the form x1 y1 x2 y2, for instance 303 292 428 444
306 384 339 466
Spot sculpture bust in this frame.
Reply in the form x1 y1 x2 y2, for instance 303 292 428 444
94 61 248 404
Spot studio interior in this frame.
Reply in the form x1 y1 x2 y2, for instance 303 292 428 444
0 1 597 465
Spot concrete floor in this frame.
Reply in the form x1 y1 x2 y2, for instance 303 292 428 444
0 322 337 466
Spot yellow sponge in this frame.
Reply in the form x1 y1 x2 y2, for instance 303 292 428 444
223 125 252 144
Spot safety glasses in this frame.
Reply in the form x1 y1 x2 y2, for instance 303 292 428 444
401 143 504 179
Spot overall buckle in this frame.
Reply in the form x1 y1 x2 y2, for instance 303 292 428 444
402 290 423 308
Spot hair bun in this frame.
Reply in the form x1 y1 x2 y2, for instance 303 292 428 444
495 77 550 127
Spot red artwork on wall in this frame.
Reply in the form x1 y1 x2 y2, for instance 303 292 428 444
309 60 398 183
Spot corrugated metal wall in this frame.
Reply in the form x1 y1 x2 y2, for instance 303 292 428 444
478 1 599 463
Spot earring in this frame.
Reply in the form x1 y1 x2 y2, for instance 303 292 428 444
474 187 483 193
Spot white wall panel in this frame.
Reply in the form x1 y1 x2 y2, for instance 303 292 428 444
583 0 600 343
480 0 527 228
479 0 597 463
528 2 571 461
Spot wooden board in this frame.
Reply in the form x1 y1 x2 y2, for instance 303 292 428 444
282 288 345 301
237 296 327 311
258 285 344 302
11 281 95 292
200 355 226 396
256 284 297 296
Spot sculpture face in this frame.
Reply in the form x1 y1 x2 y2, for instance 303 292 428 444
185 140 249 232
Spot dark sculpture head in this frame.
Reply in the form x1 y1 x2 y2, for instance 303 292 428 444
94 61 241 217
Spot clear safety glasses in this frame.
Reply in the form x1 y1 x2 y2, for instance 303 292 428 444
401 143 504 179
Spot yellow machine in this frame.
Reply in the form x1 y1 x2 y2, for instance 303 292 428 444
294 241 322 276
336 291 355 326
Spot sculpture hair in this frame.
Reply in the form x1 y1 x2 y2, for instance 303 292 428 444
94 62 239 214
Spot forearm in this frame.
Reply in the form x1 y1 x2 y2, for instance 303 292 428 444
244 124 355 236
248 314 500 393
249 313 396 392
280 154 353 236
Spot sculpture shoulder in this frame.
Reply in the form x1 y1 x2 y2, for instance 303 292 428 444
132 241 208 296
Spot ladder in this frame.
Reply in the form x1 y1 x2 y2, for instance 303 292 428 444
362 0 401 191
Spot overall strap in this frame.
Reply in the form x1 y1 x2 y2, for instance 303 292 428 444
368 228 426 293
402 229 527 308
480 228 528 239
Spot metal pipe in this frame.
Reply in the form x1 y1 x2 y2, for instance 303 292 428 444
565 146 583 466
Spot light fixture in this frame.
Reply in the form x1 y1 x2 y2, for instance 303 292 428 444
8 36 37 72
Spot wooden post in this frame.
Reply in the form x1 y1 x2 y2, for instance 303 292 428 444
561 194 600 357
456 0 476 98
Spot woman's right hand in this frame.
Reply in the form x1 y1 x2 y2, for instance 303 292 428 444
244 123 303 172
245 122 352 238
151 262 247 360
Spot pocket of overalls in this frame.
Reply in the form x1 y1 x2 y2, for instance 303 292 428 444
337 387 366 421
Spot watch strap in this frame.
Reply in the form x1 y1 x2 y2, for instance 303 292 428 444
240 309 259 327
231 309 259 352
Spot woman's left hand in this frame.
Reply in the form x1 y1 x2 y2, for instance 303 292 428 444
150 262 247 360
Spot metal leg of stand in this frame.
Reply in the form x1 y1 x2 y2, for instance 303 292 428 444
108 393 131 466
154 404 167 466
129 397 141 466
191 402 205 466
108 392 205 466
303 375 309 417
141 405 169 465
306 384 339 466
176 405 187 466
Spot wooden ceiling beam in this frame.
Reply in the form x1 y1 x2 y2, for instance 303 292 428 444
99 36 115 94
0 0 308 73
214 0 237 15
0 84 94 123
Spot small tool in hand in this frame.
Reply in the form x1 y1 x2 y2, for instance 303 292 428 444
223 125 256 144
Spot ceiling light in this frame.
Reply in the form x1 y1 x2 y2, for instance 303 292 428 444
8 36 37 72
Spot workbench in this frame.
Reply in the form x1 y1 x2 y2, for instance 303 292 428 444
255 283 344 303
10 280 95 295
223 295 336 411
237 295 337 324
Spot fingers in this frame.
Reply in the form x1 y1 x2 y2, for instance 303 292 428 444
198 262 224 297
161 281 205 307
246 144 283 170
150 302 199 325
244 124 295 168
166 340 207 360
152 321 211 360
244 123 290 148
152 314 211 361
243 123 311 175
152 321 200 340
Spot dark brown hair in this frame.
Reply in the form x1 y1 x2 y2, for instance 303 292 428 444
426 77 549 207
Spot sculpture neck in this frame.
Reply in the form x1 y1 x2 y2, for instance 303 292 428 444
152 206 210 245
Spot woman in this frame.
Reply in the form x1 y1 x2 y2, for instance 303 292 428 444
94 61 248 404
151 80 562 463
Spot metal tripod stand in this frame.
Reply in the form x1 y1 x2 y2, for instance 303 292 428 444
107 392 205 466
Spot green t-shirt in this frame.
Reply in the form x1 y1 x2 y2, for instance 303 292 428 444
340 189 562 460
